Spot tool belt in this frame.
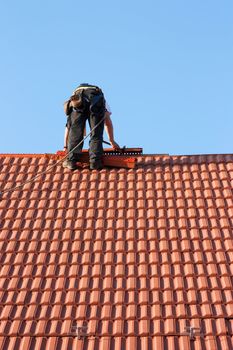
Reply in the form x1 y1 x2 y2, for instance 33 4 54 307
73 85 102 96
64 85 103 115
63 100 72 115
63 93 83 115
69 93 83 108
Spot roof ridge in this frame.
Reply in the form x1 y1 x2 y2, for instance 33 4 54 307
0 152 233 157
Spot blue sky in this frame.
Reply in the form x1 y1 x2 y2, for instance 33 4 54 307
0 1 232 155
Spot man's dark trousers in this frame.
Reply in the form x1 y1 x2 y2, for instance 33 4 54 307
67 88 105 167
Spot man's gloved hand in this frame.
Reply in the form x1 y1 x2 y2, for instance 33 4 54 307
110 140 120 150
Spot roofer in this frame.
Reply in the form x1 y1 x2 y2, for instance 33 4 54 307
62 83 120 170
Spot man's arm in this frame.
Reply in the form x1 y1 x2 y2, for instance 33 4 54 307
64 126 69 151
104 112 120 149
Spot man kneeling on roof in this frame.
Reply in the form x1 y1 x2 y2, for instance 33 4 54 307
63 83 120 171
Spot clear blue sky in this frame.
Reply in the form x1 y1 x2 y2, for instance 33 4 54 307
0 1 232 155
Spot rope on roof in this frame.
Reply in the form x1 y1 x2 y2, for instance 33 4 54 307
0 115 106 200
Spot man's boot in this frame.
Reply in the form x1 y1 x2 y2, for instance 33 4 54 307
62 159 77 170
90 160 103 170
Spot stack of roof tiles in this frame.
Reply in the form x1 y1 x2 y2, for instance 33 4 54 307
0 153 233 350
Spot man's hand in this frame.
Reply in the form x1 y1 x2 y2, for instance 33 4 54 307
104 113 120 150
110 140 120 150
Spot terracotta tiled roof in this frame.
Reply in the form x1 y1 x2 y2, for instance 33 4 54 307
0 153 233 350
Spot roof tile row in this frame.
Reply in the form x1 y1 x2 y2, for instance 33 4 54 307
0 318 232 336
0 335 232 350
0 302 233 320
